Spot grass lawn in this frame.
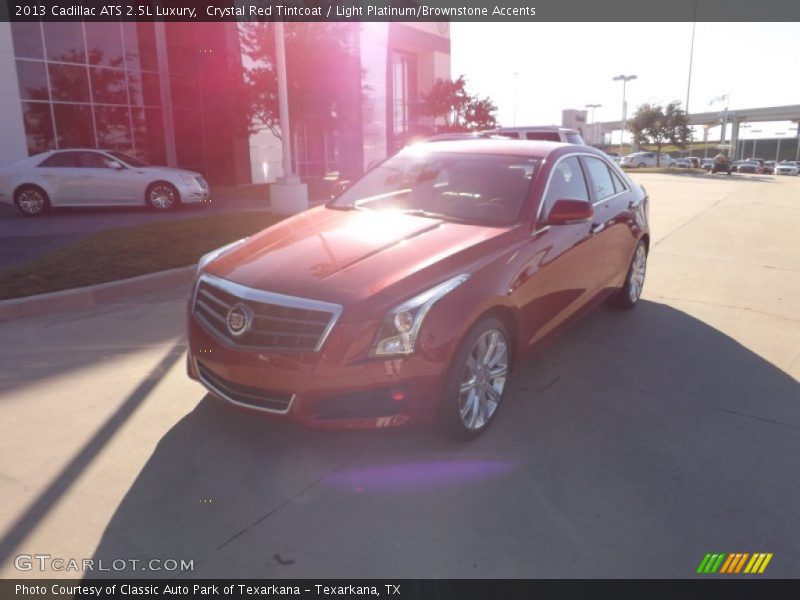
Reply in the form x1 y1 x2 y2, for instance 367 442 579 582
0 211 285 300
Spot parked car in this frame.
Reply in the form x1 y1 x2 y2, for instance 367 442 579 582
620 152 675 168
701 159 714 171
711 154 733 174
774 161 800 176
673 158 700 169
0 149 208 216
188 140 650 437
736 161 761 174
489 126 585 145
741 158 770 174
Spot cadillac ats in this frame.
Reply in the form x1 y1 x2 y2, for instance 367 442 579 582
187 140 650 437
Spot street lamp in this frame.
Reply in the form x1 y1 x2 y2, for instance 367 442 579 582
585 103 601 146
738 123 751 160
774 132 786 162
612 74 637 154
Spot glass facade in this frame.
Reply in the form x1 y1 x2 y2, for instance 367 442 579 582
9 21 212 171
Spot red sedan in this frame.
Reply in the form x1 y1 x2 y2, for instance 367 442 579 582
187 140 650 437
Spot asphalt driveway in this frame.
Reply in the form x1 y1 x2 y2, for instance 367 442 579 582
0 174 798 579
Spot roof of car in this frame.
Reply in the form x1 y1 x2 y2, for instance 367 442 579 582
408 139 597 159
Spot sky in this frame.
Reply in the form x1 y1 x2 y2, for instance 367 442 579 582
451 22 800 139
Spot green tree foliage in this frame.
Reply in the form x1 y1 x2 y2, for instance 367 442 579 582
627 101 692 165
420 75 498 132
232 23 363 139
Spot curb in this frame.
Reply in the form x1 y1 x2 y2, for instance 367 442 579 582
0 265 196 322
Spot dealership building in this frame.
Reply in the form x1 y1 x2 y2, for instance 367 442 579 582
0 21 450 184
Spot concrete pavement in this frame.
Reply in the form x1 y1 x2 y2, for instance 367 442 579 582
0 173 798 579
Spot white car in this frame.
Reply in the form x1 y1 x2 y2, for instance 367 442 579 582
773 161 799 176
0 149 209 216
490 126 585 144
620 152 675 168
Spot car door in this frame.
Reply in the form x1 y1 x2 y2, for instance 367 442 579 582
35 151 83 205
510 154 605 349
581 155 638 291
75 151 137 205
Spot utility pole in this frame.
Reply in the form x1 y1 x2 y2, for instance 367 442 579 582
585 104 601 146
613 75 637 155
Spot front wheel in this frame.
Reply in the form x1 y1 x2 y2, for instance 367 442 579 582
438 317 511 439
146 182 179 211
608 240 647 309
14 185 50 216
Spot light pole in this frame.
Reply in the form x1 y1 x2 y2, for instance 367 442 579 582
585 103 601 146
738 123 750 160
613 74 637 155
774 132 786 162
749 129 762 159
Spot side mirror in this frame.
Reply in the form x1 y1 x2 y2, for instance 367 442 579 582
544 199 594 226
108 161 123 170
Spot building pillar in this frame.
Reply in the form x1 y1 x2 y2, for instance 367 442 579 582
729 119 741 159
153 22 178 167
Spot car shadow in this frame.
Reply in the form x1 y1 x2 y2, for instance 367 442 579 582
79 300 799 578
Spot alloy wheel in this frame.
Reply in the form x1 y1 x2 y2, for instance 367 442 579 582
458 328 509 431
17 188 46 215
149 185 176 210
628 243 647 303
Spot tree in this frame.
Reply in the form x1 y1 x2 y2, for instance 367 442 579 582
419 75 498 132
627 101 692 165
232 23 364 139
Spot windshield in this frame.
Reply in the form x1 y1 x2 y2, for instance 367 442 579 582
107 151 149 168
331 151 538 226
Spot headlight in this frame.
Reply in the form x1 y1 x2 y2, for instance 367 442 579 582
195 238 247 277
180 174 197 186
372 274 470 356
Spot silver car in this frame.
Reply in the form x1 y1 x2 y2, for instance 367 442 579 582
0 149 209 216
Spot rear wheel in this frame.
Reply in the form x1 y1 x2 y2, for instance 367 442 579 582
439 317 511 439
637 162 646 168
608 240 647 310
14 185 50 216
146 182 179 211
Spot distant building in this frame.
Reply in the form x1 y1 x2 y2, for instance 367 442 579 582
1 21 450 184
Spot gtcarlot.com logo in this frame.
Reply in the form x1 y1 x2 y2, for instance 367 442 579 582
696 552 773 574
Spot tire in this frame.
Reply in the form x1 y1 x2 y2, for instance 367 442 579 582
146 182 180 211
14 185 50 216
637 162 646 168
438 317 511 439
608 240 648 310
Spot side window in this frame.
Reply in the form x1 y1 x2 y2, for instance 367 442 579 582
526 131 560 141
583 156 616 201
39 152 81 168
497 132 520 139
540 156 589 221
79 152 114 168
609 167 628 194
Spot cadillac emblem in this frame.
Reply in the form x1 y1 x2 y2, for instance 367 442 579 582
226 303 253 337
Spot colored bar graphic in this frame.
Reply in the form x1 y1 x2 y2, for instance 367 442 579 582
734 553 749 573
721 553 739 573
710 553 725 573
719 554 735 573
744 554 760 573
697 554 712 573
758 553 773 573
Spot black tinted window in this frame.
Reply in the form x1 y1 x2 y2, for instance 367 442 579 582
526 132 560 141
78 152 115 168
39 152 82 168
541 156 589 221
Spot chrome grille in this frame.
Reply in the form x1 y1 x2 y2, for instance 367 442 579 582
193 274 342 352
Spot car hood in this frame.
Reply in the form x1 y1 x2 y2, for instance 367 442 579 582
205 206 513 317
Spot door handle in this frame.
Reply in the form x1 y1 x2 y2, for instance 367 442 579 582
591 223 605 234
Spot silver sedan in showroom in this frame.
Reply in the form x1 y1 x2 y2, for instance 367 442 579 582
0 149 209 216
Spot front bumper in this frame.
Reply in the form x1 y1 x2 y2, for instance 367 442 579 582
178 182 210 204
186 310 450 429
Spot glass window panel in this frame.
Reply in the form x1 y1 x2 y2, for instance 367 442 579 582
48 63 90 102
132 108 166 165
94 106 132 150
53 104 94 148
583 156 616 201
11 23 44 59
166 23 198 75
170 76 199 107
16 60 50 101
90 67 128 104
541 156 589 221
127 71 161 106
122 23 158 71
173 108 206 170
40 151 83 167
43 22 85 63
21 102 55 155
84 23 125 67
